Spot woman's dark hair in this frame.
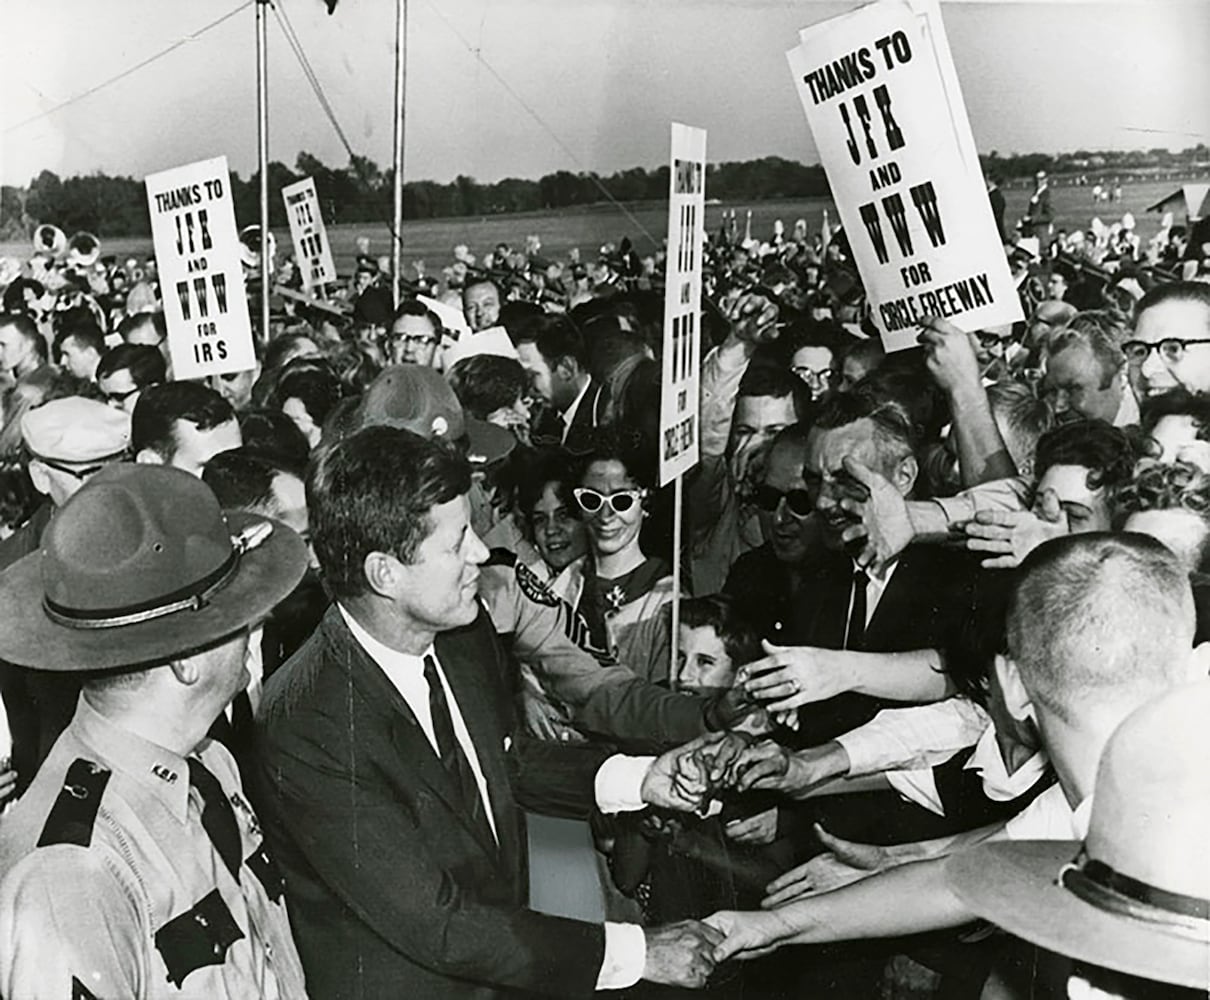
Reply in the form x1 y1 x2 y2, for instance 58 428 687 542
308 426 471 598
271 366 345 430
516 448 579 525
942 572 1012 709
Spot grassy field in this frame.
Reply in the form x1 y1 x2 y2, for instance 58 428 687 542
1 178 1196 279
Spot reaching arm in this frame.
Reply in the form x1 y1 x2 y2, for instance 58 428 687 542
706 855 975 961
918 317 1017 485
741 642 953 714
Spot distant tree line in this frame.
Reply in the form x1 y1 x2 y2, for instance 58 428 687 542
2 143 1206 241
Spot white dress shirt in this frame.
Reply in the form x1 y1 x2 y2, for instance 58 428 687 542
837 698 990 777
339 606 499 842
560 379 593 443
338 605 650 989
884 723 1050 817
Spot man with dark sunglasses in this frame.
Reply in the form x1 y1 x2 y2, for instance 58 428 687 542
724 426 819 643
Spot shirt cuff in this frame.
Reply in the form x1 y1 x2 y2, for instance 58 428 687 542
595 754 656 814
596 922 647 990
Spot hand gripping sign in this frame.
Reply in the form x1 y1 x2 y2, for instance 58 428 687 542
787 0 1021 351
145 156 256 379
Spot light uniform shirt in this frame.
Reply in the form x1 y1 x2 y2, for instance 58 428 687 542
336 605 651 990
0 697 306 1000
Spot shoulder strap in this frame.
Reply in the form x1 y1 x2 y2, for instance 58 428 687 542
37 758 111 849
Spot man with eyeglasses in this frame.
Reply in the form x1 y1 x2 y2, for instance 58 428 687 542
0 397 130 573
386 299 443 368
1125 281 1210 398
95 343 167 415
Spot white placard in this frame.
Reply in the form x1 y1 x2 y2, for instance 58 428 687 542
659 123 706 487
145 155 255 379
788 0 1021 351
282 176 337 289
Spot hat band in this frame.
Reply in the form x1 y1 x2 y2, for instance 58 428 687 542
1061 851 1210 938
43 547 241 631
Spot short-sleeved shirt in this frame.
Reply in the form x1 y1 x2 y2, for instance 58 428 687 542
0 697 307 1000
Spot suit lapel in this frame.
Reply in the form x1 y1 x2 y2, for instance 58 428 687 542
434 628 520 865
325 610 498 856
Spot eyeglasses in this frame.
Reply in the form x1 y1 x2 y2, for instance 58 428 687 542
1121 339 1210 364
752 484 813 518
573 487 647 516
790 365 836 387
102 387 139 405
387 333 439 348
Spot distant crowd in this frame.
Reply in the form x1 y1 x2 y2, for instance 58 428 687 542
0 179 1205 1000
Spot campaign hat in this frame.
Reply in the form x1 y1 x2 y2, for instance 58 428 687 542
0 464 307 671
946 679 1210 990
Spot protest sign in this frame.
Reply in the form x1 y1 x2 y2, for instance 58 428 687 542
145 156 255 379
658 123 706 487
788 0 1021 351
282 177 337 290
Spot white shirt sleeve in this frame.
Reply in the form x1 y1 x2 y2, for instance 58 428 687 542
593 754 656 814
596 922 647 990
836 699 989 777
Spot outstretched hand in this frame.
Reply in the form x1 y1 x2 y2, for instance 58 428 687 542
740 640 859 713
962 488 1068 569
834 456 914 569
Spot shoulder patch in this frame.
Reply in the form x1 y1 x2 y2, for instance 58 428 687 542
515 561 561 608
37 759 111 849
154 889 245 988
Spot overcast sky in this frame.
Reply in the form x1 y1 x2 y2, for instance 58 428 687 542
1 0 1207 188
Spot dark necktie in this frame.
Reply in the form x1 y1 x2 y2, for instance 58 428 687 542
423 655 495 848
187 757 243 881
845 569 869 651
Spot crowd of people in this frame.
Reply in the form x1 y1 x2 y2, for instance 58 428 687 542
0 192 1205 1000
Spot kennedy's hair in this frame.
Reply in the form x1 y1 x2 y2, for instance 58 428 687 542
308 425 470 598
1007 532 1195 723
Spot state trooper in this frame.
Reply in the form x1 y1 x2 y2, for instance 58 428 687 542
0 463 309 999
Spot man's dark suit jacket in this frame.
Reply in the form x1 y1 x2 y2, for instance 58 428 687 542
784 544 980 747
253 604 615 1000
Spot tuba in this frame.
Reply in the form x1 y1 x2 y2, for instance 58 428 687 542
238 225 277 270
32 224 67 258
66 232 101 269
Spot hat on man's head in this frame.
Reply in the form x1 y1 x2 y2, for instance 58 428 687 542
22 397 130 465
353 365 514 466
946 679 1210 990
0 464 307 671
